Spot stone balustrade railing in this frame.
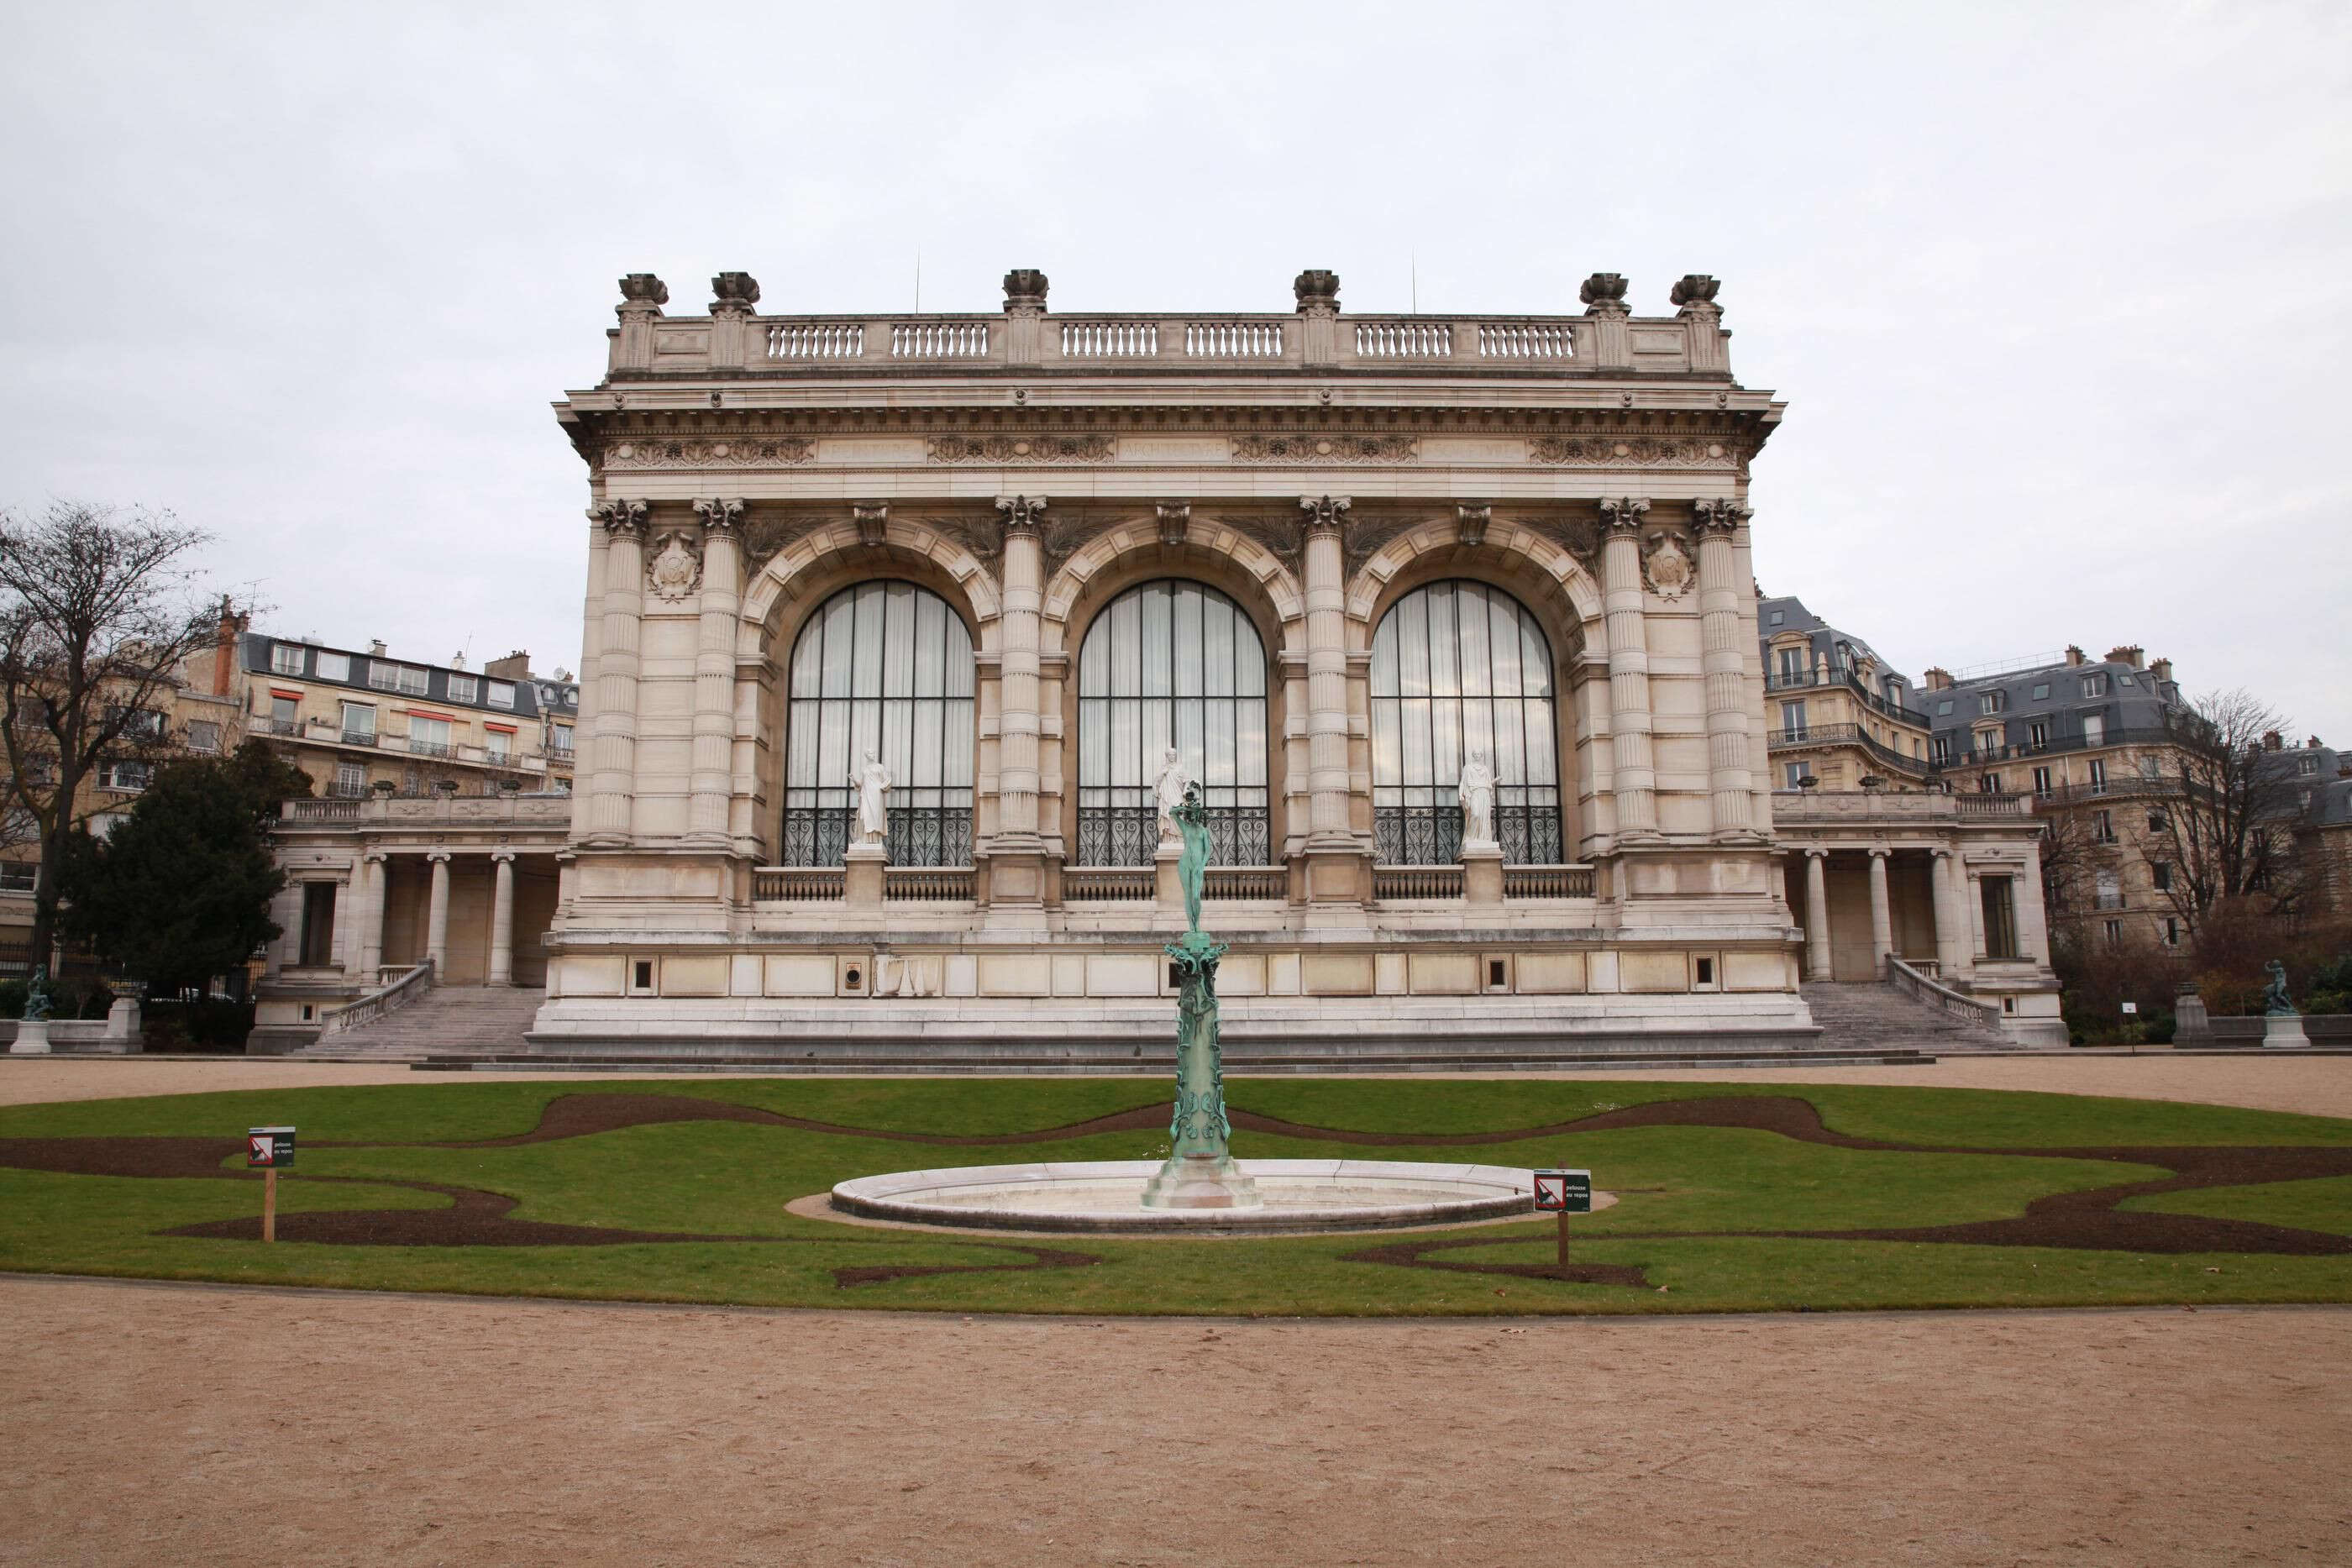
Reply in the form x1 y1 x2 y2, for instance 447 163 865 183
1887 957 2002 1029
1205 866 1287 900
318 961 433 1036
1062 867 1153 904
280 794 574 828
1374 865 1466 900
753 868 844 901
883 868 976 902
1502 864 1596 899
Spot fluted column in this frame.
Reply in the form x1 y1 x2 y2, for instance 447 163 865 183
1300 495 1352 847
1867 847 1893 978
1802 849 1832 982
488 852 516 986
1599 496 1659 840
585 499 647 847
1693 499 1758 839
425 852 452 976
1931 848 1967 979
995 496 1046 847
687 498 743 848
2016 844 2050 964
358 852 387 976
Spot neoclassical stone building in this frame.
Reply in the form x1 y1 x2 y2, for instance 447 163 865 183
532 266 1816 1057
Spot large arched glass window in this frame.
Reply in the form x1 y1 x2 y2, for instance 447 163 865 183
1077 579 1269 865
781 581 974 866
1370 580 1563 864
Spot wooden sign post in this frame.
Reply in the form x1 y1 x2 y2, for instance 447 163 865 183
1532 1168 1593 1272
247 1126 296 1243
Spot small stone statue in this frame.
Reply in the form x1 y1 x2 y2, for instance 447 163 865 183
1457 753 1498 849
1153 747 1189 847
2262 960 2298 1018
849 751 892 846
21 966 51 1023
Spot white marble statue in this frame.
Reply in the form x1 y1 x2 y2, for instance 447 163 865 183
1154 746 1189 847
850 751 893 845
1458 753 1498 849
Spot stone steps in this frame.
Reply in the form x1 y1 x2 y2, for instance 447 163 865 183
299 987 545 1057
1799 980 2013 1051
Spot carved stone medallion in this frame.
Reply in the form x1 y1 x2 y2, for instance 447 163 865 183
1643 531 1694 600
647 532 703 602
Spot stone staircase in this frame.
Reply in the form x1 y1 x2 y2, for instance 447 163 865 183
1800 980 2015 1052
302 986 546 1059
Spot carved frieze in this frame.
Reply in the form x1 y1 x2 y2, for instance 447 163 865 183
1526 435 1738 468
928 434 1115 464
1231 434 1416 464
601 436 816 469
646 532 703 601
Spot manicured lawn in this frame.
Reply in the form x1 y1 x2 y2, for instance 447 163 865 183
2 1076 2347 1316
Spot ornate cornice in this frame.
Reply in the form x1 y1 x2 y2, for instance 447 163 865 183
1235 433 1414 464
928 434 1113 464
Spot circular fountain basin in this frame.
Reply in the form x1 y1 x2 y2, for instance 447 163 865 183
830 1159 1551 1235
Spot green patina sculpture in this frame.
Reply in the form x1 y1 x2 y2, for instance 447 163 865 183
2263 960 2298 1018
1142 784 1259 1209
21 967 52 1024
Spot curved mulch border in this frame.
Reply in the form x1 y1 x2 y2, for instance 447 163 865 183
1342 1235 1652 1290
3 1091 2349 1272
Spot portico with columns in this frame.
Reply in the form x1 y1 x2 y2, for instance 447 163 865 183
528 264 1850 1059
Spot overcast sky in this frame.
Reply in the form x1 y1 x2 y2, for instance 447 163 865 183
4 3 2346 738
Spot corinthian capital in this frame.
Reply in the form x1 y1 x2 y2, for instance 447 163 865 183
1689 497 1752 536
692 496 745 534
1299 494 1352 532
996 494 1047 534
591 498 648 538
1599 496 1651 537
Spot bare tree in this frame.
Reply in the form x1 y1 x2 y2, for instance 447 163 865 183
0 502 218 963
2132 687 2308 941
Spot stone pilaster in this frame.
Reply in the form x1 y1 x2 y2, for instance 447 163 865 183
1599 496 1659 841
1672 274 1728 375
613 274 666 374
1867 847 1893 978
584 500 647 847
425 852 452 976
488 852 516 986
1002 270 1048 366
1693 499 1758 840
2017 844 2051 964
707 272 761 370
359 852 387 975
990 495 1048 910
1802 849 1831 983
1294 270 1340 366
687 497 744 849
1932 849 1969 980
1581 273 1630 370
1299 494 1363 905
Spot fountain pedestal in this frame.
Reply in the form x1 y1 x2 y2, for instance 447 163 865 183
1141 927 1262 1210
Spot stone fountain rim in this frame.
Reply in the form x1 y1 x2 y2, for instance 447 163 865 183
830 1158 1561 1235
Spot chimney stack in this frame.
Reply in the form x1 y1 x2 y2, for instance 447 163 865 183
2262 730 2282 752
2150 657 2173 684
369 639 387 658
1923 667 1953 691
211 596 243 696
2064 645 2086 667
2104 644 2145 669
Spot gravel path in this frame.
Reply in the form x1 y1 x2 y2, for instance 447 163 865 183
2 1277 2344 1566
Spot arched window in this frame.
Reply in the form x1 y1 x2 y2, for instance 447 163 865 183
1370 580 1562 864
780 581 974 866
1077 579 1269 865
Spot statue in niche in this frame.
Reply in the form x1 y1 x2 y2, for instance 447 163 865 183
1457 753 1498 850
1154 747 1189 847
849 751 893 847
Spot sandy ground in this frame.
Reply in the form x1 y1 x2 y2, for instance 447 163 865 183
5 1051 2352 1118
0 1277 2344 1567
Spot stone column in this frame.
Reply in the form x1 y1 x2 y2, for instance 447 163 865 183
1867 847 1894 978
1299 496 1363 905
687 498 744 849
585 500 647 847
1693 499 1756 839
990 496 1047 909
1802 850 1831 982
1599 496 1659 840
425 852 452 976
1930 848 1966 978
2016 844 2051 964
359 852 387 976
488 852 516 986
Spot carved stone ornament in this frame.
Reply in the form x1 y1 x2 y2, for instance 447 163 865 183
1526 435 1737 469
617 273 669 308
1002 268 1050 310
853 502 890 549
1579 272 1629 309
602 436 815 469
1599 496 1651 536
1690 497 1752 535
1299 495 1352 532
646 531 703 602
1341 513 1418 583
1156 503 1191 548
928 434 1114 464
709 271 761 312
1643 531 1694 600
1455 503 1492 550
1670 274 1720 309
996 494 1048 535
591 498 648 538
738 513 832 569
1294 269 1341 312
1234 433 1415 464
691 496 743 535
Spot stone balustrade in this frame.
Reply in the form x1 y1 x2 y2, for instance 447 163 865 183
280 794 574 828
